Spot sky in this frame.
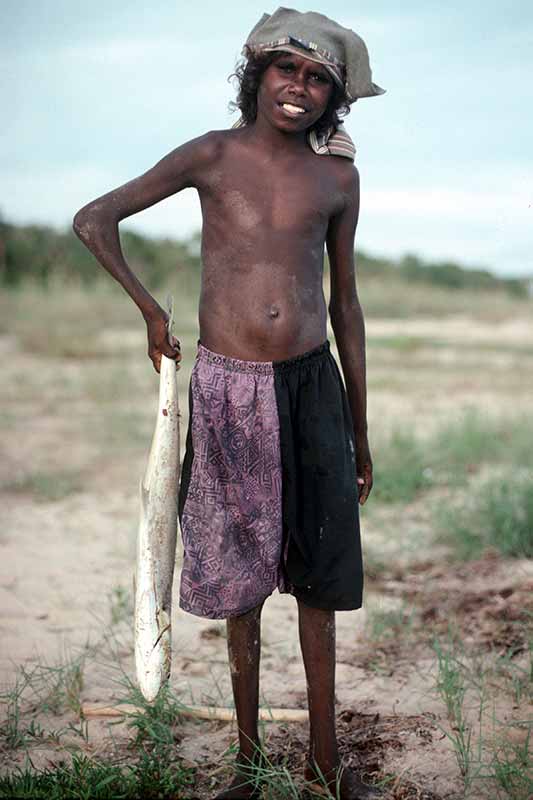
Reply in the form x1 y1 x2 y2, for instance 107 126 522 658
2 0 532 276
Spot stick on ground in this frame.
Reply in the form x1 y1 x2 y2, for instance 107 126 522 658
81 703 308 723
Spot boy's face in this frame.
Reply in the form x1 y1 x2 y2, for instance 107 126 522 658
257 51 334 133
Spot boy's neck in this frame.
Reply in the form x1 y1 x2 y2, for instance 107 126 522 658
244 114 311 159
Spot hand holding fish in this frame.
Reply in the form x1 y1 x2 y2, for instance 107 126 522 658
145 310 181 374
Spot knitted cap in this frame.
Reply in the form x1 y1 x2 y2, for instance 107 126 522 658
243 6 385 103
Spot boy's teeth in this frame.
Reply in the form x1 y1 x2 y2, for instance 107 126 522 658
282 103 306 113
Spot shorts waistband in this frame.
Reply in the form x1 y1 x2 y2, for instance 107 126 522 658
274 340 330 371
196 340 330 375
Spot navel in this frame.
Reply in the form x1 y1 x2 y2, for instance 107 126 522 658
268 305 280 319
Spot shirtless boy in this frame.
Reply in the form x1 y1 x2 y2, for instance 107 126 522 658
73 7 385 798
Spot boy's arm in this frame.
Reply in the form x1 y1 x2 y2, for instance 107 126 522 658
72 131 220 372
325 163 372 504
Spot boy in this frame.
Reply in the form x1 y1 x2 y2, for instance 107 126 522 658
73 7 385 798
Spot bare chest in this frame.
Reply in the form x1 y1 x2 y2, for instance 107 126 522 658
200 153 344 236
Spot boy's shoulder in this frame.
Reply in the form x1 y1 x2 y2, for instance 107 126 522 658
185 127 246 164
194 127 243 148
334 156 359 187
191 127 358 190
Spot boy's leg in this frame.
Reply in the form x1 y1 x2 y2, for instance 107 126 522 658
214 601 264 800
298 600 382 799
227 602 264 761
298 601 338 772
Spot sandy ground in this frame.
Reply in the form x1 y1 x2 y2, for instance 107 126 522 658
1 300 533 798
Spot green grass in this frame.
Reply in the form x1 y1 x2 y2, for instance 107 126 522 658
0 655 195 799
430 624 533 799
365 601 417 641
430 410 531 485
492 726 533 800
367 335 429 352
2 470 84 502
432 634 491 796
0 651 87 752
356 273 532 321
370 410 532 506
435 471 533 560
0 752 195 800
116 676 188 751
494 622 533 706
368 335 533 357
0 280 198 360
217 741 303 800
371 429 432 503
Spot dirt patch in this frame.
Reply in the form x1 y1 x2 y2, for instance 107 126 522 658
371 552 533 655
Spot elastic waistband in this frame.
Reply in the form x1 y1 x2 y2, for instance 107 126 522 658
196 340 330 375
274 340 330 372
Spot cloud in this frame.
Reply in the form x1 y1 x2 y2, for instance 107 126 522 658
364 187 532 224
358 182 532 277
0 165 201 238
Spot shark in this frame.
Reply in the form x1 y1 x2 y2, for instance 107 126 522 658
134 296 180 702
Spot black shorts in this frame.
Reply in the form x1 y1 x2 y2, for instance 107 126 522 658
178 339 364 618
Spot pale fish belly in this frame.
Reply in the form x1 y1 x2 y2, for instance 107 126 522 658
134 352 180 702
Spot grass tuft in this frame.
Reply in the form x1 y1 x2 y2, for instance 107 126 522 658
431 635 488 795
372 429 432 504
430 410 531 485
492 725 533 800
0 751 194 800
435 470 533 559
116 676 188 750
371 410 533 506
365 601 417 641
492 612 533 708
0 651 88 752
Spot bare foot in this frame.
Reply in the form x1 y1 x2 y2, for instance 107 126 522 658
212 772 262 799
304 762 383 799
212 752 265 800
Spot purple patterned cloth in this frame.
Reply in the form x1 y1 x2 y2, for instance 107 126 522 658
178 344 285 619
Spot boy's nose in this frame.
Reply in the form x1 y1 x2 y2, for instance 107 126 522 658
287 76 307 98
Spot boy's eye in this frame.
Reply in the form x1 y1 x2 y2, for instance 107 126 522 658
277 62 328 83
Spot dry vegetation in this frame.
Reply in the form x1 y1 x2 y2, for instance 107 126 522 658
0 276 532 799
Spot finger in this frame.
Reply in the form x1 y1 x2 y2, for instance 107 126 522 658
358 479 370 505
161 343 182 360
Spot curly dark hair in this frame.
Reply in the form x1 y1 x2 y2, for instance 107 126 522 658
227 46 351 138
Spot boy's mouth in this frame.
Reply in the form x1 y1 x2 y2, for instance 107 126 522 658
278 102 309 118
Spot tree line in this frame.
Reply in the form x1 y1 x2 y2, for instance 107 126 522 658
0 217 528 298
